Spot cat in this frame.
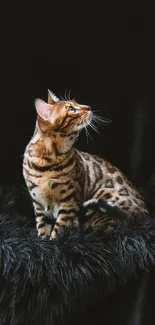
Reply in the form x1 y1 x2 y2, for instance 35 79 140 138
23 90 148 239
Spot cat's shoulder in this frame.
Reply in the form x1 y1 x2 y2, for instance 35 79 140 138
75 149 106 164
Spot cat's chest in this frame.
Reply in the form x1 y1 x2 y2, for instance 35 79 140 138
31 179 61 202
32 183 60 219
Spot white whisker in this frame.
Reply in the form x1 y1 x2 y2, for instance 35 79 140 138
84 123 93 142
84 124 89 144
68 89 71 101
92 119 106 130
87 121 102 136
61 88 73 101
90 113 112 132
87 128 93 140
93 114 111 124
65 89 68 101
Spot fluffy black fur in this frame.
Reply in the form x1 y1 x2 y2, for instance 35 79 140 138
1 184 155 325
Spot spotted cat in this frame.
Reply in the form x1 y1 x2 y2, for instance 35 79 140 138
23 90 148 239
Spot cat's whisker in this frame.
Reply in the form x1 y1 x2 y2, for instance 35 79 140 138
68 89 71 101
84 124 89 144
93 112 110 120
91 124 102 135
87 127 93 141
64 89 67 101
65 89 68 101
63 88 72 101
82 118 89 142
92 116 104 125
84 123 93 142
92 119 106 131
87 121 102 136
93 114 111 124
91 114 112 131
93 117 105 125
66 89 68 100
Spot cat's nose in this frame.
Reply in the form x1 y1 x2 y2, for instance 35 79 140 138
86 106 91 111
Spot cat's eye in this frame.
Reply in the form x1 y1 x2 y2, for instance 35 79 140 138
68 106 76 113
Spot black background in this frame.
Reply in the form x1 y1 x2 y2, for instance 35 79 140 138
1 10 155 325
1 14 154 188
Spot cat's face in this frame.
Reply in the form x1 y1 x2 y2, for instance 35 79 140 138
35 90 92 134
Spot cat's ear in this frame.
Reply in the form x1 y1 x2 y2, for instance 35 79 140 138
34 99 51 120
48 89 60 104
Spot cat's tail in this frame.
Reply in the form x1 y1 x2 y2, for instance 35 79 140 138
78 198 128 231
80 198 125 220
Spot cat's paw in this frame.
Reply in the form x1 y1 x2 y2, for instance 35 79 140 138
50 228 57 240
37 224 52 239
50 218 79 240
50 225 64 239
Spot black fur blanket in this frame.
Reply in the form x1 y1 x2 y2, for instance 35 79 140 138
1 184 155 325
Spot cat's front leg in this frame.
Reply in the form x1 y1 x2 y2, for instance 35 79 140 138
50 202 80 239
33 201 52 239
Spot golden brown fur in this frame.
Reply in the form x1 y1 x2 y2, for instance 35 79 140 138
23 90 148 239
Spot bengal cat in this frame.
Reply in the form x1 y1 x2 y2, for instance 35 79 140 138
23 90 148 239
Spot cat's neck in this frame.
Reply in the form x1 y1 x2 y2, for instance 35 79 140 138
28 121 76 161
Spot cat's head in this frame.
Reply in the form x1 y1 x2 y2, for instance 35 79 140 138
35 90 92 135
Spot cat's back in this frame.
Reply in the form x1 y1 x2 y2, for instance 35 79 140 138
75 149 118 176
